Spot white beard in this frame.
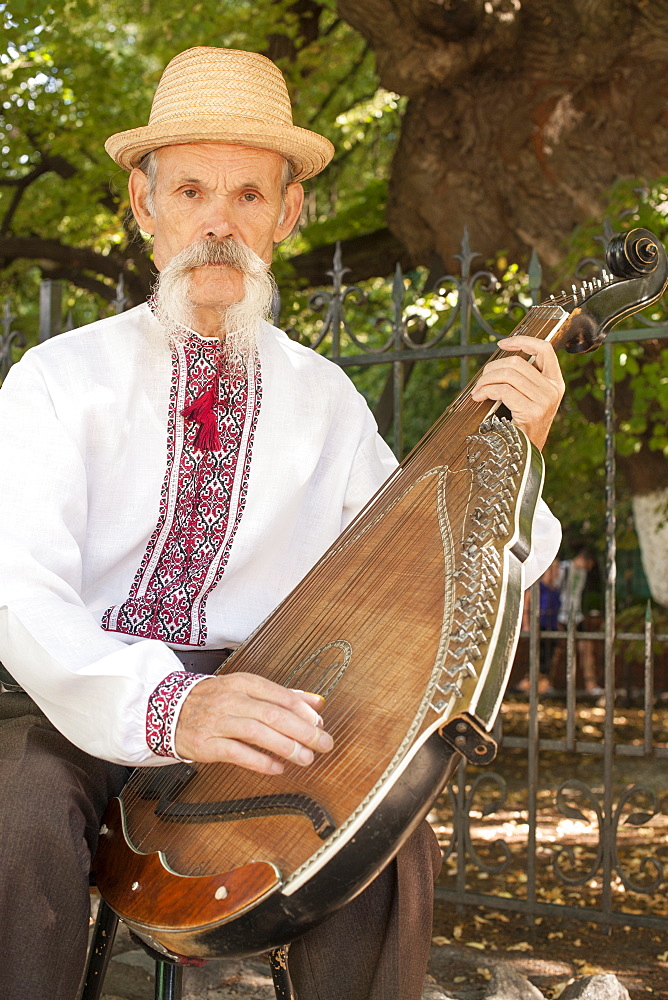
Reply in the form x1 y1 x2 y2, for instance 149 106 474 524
152 238 277 367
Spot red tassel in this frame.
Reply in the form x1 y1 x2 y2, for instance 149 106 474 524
181 388 221 452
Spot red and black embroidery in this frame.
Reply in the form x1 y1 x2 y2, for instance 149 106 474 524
146 670 207 758
102 332 262 646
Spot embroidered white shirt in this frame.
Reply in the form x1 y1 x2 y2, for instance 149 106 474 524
0 303 560 765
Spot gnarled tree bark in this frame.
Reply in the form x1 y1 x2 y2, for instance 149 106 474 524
335 0 668 603
337 0 668 272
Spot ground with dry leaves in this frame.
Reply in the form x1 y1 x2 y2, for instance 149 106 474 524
429 698 667 917
427 694 668 1000
94 904 668 1000
429 903 668 999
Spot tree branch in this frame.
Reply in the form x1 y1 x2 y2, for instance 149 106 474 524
38 268 125 304
0 154 78 237
282 226 412 285
306 42 371 126
0 164 48 236
0 235 152 304
265 0 324 63
0 236 125 279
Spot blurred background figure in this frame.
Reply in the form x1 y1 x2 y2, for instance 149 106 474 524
553 547 602 696
517 557 561 696
516 548 603 698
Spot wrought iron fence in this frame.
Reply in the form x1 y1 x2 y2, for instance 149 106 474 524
1 229 667 931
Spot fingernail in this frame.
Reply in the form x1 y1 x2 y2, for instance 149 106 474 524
291 688 326 705
297 746 314 766
317 731 334 752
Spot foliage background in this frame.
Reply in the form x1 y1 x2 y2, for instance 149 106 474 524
3 0 668 609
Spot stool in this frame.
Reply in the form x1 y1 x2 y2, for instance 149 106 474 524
80 897 296 1000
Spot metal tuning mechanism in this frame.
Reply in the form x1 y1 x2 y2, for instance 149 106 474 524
555 228 668 355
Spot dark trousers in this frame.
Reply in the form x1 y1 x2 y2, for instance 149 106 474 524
0 693 442 1000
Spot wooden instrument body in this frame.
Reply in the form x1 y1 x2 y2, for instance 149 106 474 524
95 411 544 959
95 728 461 959
94 226 668 959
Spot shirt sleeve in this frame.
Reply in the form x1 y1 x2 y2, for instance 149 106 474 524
340 402 398 530
523 497 562 587
145 670 209 759
0 354 184 766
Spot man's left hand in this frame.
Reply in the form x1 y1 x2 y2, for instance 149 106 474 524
470 336 565 451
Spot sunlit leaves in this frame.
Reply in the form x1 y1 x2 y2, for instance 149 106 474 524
1 0 405 334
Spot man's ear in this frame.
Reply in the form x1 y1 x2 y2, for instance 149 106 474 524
273 182 304 244
128 168 155 236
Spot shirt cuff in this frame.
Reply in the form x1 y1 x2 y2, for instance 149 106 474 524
146 670 209 759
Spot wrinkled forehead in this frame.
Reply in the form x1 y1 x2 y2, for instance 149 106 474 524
146 142 290 190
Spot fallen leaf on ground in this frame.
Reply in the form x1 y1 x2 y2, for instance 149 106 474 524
573 962 606 975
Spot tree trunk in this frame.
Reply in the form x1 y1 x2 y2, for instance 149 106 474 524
632 488 668 606
337 0 668 272
564 348 668 605
336 0 668 603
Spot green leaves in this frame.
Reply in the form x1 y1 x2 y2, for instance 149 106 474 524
1 0 402 330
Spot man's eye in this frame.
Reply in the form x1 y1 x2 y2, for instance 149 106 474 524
182 189 198 199
242 192 258 202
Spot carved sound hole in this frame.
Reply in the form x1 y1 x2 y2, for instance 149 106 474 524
284 640 353 698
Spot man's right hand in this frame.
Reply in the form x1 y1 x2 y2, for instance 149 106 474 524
174 673 333 775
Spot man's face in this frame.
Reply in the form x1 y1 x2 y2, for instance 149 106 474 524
129 142 302 321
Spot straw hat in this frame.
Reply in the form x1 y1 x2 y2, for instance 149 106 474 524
105 47 334 182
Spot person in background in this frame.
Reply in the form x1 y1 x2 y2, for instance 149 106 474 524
517 557 561 696
555 548 601 696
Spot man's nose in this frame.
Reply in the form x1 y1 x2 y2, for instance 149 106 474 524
202 199 234 241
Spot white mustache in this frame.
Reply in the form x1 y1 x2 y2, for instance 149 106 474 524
162 237 268 277
152 237 277 367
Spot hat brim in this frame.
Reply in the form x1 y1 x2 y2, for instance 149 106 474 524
105 116 334 182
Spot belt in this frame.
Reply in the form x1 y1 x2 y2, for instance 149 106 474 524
172 648 233 674
0 647 234 693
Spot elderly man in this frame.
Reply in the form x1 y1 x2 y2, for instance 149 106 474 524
0 47 562 1000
